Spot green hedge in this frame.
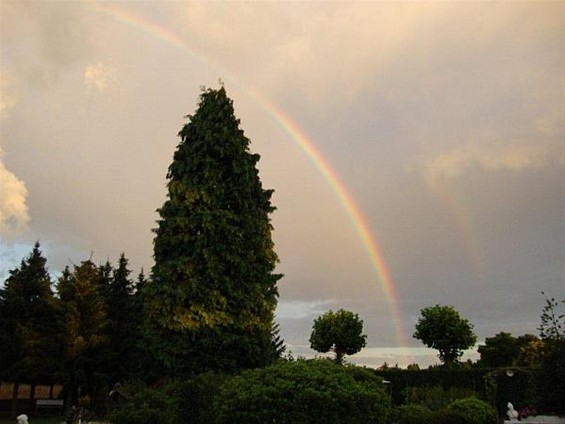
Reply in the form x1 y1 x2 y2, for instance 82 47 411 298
375 369 488 405
392 397 498 424
215 359 392 424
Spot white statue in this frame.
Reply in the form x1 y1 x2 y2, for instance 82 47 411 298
507 402 519 420
16 414 28 424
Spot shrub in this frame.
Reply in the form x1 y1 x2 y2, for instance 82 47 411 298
447 397 498 424
107 381 179 424
178 372 228 424
392 404 433 424
215 359 391 424
431 408 470 424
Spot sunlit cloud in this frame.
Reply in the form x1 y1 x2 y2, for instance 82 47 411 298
0 148 29 237
84 63 117 93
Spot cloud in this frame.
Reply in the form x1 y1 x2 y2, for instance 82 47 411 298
84 63 117 93
1 1 90 90
276 299 337 320
0 148 29 236
424 142 564 183
0 71 16 119
172 1 563 113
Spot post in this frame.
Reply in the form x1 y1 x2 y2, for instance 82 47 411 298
11 382 19 418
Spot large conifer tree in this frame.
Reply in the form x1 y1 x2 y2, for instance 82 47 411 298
0 242 59 382
145 86 282 375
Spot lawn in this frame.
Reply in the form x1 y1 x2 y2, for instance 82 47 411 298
0 417 63 424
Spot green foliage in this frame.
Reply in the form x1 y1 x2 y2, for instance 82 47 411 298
413 305 477 366
478 332 519 368
0 242 59 382
430 409 469 424
535 293 565 414
309 309 367 364
177 372 228 424
404 385 479 411
538 293 564 341
215 359 391 424
478 332 543 369
447 397 498 424
516 334 544 367
101 254 145 381
107 381 180 424
392 404 433 424
375 368 488 406
57 260 111 409
146 86 282 376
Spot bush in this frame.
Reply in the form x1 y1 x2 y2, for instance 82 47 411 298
447 397 498 424
215 359 391 424
107 381 179 424
404 385 479 411
431 408 470 424
178 372 228 424
392 404 433 424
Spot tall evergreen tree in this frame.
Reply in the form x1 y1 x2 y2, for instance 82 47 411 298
57 260 109 409
0 242 59 382
106 254 139 380
145 86 282 375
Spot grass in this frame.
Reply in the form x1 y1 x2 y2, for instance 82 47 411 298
0 417 63 424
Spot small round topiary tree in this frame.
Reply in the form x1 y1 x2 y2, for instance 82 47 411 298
447 397 498 424
310 309 367 365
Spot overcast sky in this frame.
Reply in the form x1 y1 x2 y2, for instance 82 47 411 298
1 1 563 367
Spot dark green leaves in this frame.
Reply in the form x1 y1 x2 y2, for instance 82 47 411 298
310 309 367 365
147 86 282 376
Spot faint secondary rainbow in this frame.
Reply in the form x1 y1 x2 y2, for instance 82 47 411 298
89 1 410 351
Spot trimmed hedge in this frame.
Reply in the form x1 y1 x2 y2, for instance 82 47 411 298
215 359 392 424
404 385 478 411
375 369 488 405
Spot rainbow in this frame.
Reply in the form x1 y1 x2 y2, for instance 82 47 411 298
89 1 410 351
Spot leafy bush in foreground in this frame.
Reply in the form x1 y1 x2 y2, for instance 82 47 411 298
447 397 498 424
392 404 433 424
178 372 228 424
107 381 179 424
215 359 391 424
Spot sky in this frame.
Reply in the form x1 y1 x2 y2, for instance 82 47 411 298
1 1 564 368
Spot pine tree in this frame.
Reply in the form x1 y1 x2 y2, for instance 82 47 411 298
57 260 109 409
145 86 282 375
106 254 139 380
0 242 59 382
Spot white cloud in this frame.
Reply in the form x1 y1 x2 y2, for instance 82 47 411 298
0 148 29 236
84 63 117 93
276 300 337 320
